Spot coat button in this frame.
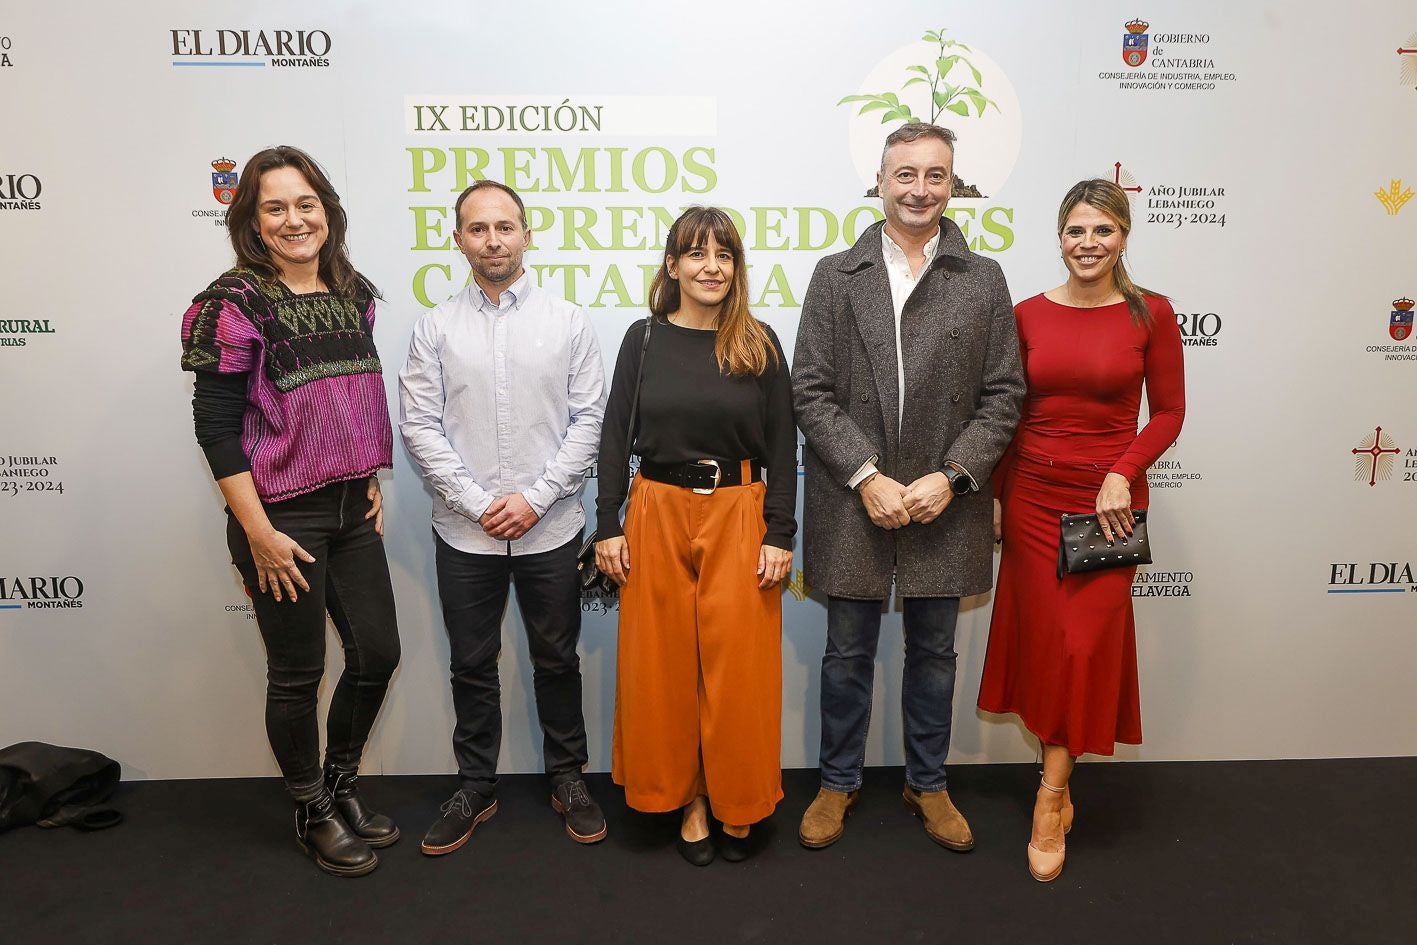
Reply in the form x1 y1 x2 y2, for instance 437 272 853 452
860 393 870 402
950 328 960 339
951 393 961 403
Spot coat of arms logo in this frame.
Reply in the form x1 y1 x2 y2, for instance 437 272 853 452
211 157 239 205
1391 297 1414 342
1123 19 1150 68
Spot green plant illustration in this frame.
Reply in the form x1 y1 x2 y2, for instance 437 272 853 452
840 28 1000 125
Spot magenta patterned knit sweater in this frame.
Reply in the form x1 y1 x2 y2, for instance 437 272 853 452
180 268 393 502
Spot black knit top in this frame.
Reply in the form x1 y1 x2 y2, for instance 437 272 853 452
596 317 798 549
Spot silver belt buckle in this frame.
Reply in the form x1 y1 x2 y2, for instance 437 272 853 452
691 459 721 495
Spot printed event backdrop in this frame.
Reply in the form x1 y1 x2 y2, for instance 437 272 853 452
2 1 1415 780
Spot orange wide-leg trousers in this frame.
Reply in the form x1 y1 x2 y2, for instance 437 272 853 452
611 475 784 825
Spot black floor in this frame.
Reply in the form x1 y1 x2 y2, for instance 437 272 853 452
3 760 1412 945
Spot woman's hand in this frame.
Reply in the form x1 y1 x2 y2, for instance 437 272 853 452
248 528 316 602
595 535 631 587
1094 472 1135 543
993 498 1003 544
757 545 793 589
365 477 384 536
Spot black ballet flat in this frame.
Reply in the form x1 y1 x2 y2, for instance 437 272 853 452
718 830 753 863
677 834 715 866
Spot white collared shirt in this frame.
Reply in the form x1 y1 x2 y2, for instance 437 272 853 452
881 226 941 435
399 271 606 555
848 226 974 490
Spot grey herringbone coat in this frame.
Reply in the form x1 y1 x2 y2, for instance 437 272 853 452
792 219 1024 599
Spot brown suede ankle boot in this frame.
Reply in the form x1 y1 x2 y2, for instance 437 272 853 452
902 786 974 851
798 788 858 848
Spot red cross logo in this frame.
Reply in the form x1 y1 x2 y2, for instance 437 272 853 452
1352 425 1401 486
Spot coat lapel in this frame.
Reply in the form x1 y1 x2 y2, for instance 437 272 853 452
899 217 973 403
840 223 900 458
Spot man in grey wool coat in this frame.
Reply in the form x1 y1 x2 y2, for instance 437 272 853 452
792 122 1025 852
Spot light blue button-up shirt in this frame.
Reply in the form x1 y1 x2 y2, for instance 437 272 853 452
398 271 606 555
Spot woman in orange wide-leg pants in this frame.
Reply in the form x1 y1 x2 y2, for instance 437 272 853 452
613 475 783 827
595 207 797 865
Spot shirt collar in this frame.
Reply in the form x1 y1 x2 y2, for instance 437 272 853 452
881 226 941 269
474 269 532 312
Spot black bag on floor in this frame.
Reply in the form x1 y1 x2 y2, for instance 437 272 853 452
0 741 122 831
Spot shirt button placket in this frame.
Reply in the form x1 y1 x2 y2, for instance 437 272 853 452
495 309 511 490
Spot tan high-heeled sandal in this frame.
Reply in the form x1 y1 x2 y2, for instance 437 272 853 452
1027 779 1067 882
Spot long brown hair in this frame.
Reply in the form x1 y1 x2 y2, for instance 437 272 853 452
648 206 777 376
224 146 374 299
1056 179 1163 326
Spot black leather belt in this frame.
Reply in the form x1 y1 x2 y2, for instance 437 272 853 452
638 458 764 493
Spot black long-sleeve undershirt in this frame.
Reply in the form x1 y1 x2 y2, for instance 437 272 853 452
191 370 250 480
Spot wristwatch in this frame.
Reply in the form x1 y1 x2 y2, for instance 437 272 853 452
944 466 974 496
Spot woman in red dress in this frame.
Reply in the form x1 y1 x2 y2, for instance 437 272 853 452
977 179 1185 882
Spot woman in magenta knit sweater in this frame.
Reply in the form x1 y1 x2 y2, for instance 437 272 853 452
180 146 400 877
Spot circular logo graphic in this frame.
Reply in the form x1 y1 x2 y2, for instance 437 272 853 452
844 36 1022 199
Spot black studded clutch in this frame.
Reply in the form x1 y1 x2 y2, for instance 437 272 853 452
576 531 619 597
1056 510 1151 579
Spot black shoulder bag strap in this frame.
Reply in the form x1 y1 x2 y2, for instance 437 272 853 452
626 314 653 455
577 316 654 595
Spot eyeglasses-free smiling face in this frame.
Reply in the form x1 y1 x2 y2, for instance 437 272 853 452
1059 202 1127 287
454 188 531 289
877 136 954 238
254 166 328 280
667 233 735 312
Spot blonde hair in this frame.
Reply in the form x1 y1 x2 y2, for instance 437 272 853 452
1057 179 1166 326
648 206 777 376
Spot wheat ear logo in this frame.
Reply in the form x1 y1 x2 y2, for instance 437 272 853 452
1375 179 1414 216
786 569 811 602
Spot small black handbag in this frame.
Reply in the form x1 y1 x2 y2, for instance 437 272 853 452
576 316 653 597
1056 509 1151 579
576 531 619 597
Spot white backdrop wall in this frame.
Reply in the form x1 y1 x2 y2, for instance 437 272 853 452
2 1 1415 780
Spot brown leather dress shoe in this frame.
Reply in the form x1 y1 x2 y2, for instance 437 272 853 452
798 787 858 848
902 786 974 851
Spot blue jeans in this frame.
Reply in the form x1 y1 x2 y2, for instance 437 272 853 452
818 595 960 793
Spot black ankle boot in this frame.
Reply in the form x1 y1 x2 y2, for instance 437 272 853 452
325 764 400 848
295 789 378 877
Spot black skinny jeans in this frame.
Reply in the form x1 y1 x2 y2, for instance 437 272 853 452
227 479 400 799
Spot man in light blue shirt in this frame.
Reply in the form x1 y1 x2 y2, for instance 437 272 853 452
400 180 607 854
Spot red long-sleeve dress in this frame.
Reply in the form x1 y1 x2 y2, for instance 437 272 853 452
977 293 1185 756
